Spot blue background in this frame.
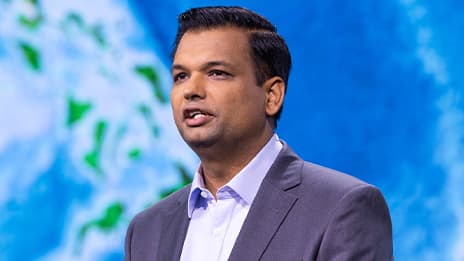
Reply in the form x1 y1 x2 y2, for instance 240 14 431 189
0 0 463 260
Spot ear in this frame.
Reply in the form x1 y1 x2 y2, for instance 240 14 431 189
263 76 285 118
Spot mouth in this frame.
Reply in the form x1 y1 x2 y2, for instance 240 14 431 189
183 108 214 126
185 110 210 119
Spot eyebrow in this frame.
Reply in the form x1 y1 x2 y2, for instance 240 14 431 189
171 64 187 72
171 60 234 72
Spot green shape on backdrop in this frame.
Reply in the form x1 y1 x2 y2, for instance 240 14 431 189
137 103 161 138
150 125 160 138
128 148 142 160
84 120 108 175
138 104 151 118
78 202 125 240
18 42 41 71
67 97 92 127
64 12 85 29
89 24 107 47
62 12 107 48
84 151 99 171
134 65 167 104
27 0 39 6
94 120 107 145
19 14 43 30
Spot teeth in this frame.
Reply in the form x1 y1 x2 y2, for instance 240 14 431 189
193 114 205 119
188 110 206 119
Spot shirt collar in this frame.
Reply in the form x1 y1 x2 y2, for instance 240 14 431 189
187 134 283 217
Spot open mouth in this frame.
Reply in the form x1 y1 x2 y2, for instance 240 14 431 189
187 110 208 119
184 109 212 120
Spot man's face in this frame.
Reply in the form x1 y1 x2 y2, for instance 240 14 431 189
170 27 272 151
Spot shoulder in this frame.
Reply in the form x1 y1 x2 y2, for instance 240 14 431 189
274 141 375 195
296 159 386 208
273 142 387 212
299 163 393 259
301 161 373 195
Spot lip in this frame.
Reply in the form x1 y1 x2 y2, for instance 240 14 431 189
182 105 215 127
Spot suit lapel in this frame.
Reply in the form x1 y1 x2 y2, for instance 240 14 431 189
229 143 303 260
157 191 190 261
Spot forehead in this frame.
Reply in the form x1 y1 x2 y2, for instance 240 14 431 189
173 27 252 66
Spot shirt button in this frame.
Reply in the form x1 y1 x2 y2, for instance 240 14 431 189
200 191 208 198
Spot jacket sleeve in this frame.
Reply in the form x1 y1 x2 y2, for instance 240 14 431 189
317 185 394 260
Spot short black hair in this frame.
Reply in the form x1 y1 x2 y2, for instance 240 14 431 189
172 6 292 122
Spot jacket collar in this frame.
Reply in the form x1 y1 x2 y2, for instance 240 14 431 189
228 142 303 260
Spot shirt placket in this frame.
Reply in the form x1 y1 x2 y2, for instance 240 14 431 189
209 192 235 261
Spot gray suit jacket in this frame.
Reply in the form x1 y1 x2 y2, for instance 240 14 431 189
124 143 393 260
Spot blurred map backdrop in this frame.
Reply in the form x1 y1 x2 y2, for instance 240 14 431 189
0 0 462 260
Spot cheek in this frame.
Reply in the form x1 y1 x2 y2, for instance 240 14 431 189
241 89 266 113
170 89 181 109
169 91 182 122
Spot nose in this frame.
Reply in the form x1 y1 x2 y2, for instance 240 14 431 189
183 73 206 101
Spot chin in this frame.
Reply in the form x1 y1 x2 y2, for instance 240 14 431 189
180 129 220 149
185 138 217 150
180 133 213 148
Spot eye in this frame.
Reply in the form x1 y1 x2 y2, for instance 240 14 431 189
208 70 231 79
173 72 188 83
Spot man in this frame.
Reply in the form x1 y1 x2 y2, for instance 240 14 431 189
124 6 393 261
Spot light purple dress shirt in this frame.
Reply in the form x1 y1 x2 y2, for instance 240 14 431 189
179 134 283 261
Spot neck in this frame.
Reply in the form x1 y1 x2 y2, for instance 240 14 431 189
196 132 274 197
